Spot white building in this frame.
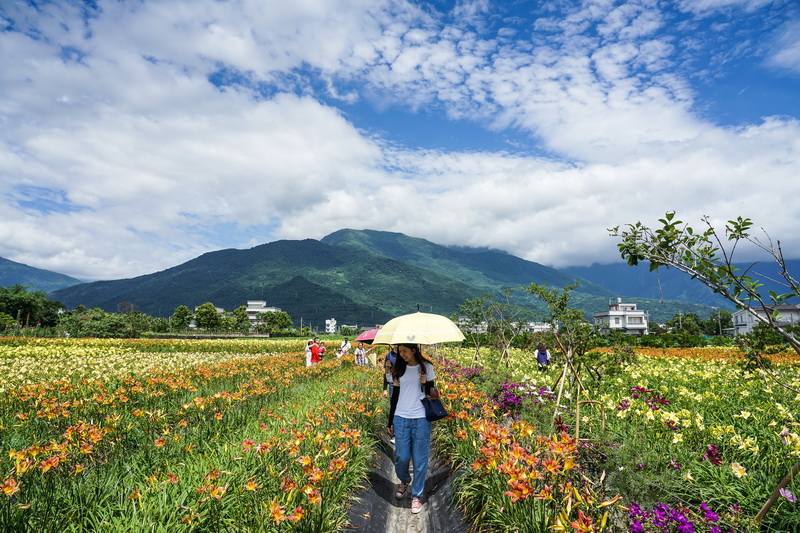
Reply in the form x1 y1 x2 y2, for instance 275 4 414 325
732 304 800 336
325 318 337 334
594 298 649 336
527 322 554 334
246 300 281 327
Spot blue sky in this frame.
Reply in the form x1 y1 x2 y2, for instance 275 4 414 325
1 0 799 280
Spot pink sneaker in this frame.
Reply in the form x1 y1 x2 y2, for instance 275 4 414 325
395 481 409 498
411 496 422 514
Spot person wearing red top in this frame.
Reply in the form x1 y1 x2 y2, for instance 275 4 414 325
310 337 322 365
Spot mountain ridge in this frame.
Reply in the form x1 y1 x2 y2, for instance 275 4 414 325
0 256 83 293
3 229 743 324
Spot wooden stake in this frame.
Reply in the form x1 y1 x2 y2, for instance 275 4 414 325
755 458 800 523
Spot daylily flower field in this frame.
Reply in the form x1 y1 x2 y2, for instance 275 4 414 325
439 345 800 532
0 338 382 531
1 338 799 532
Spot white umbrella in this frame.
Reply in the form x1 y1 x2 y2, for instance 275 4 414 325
372 312 465 345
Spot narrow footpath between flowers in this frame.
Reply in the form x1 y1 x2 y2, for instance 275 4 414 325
342 434 472 533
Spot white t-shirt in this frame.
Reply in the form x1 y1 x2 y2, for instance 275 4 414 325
394 362 436 420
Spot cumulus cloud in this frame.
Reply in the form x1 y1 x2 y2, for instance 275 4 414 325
0 0 798 280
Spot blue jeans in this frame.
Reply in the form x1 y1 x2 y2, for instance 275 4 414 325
393 415 431 498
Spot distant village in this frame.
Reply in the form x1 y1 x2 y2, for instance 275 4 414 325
201 298 800 337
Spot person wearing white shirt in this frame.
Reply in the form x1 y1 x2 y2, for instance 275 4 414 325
387 343 436 515
338 338 351 358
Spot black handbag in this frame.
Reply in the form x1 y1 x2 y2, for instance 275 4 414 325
421 388 448 422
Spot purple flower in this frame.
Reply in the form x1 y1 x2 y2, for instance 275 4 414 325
780 487 798 503
699 502 719 522
630 520 644 533
653 504 670 527
701 444 723 466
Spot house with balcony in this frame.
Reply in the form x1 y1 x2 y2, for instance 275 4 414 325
246 300 281 327
594 298 649 336
732 303 800 336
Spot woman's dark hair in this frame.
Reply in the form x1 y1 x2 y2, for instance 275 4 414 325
391 343 426 381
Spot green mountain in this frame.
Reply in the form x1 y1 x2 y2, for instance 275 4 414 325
321 229 612 297
50 237 485 327
50 229 717 325
321 229 717 322
0 256 83 292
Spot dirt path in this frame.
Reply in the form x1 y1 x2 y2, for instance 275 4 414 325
342 436 473 533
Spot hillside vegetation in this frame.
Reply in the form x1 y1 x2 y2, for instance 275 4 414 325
33 229 718 324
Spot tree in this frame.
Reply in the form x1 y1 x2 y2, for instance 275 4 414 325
257 311 293 334
703 309 732 336
611 212 800 356
60 308 131 338
220 315 237 331
525 282 602 435
457 289 531 368
195 303 222 331
232 305 251 332
0 284 64 327
612 212 800 386
525 282 599 366
457 294 492 365
0 311 14 329
125 310 152 337
170 305 193 331
665 312 702 335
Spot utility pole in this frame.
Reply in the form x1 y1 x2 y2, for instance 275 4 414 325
711 307 723 336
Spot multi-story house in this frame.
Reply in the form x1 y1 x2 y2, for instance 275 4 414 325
246 300 281 327
594 298 649 336
732 303 800 336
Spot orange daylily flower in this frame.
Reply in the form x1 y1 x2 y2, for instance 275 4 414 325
570 509 594 533
2 478 20 497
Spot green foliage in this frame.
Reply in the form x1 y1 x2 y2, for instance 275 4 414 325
0 284 64 327
194 302 222 331
256 311 293 333
702 309 733 336
232 305 251 331
525 282 600 360
639 332 706 348
611 212 800 356
577 344 637 382
124 310 153 337
170 305 193 331
60 308 133 338
339 326 360 337
666 312 703 335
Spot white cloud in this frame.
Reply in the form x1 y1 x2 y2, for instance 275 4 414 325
0 0 798 282
768 22 800 74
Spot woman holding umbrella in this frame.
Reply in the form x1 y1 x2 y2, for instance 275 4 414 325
387 343 437 515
